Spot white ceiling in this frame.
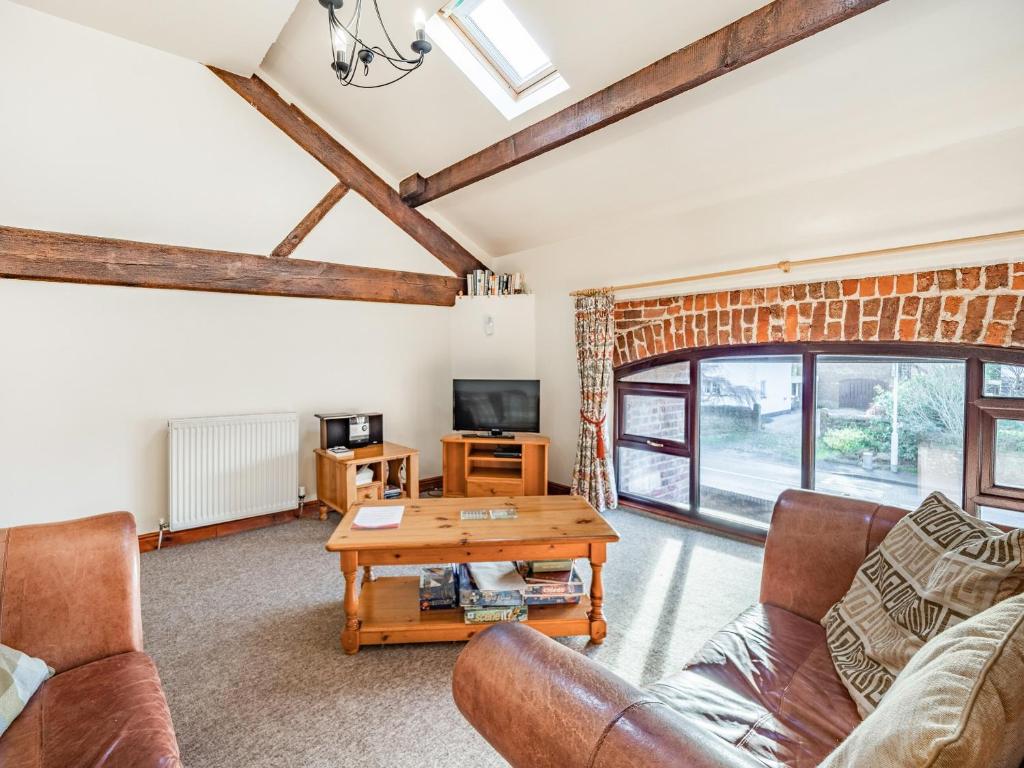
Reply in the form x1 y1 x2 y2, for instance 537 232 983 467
421 0 1024 256
11 0 1024 263
10 0 299 74
261 0 765 180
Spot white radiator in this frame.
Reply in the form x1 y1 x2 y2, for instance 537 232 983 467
168 412 299 531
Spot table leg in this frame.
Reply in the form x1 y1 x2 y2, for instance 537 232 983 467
363 565 374 582
588 543 607 644
341 552 361 654
319 503 329 521
407 453 420 499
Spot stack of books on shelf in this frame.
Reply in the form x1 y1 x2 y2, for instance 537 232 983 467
383 484 402 499
464 270 526 297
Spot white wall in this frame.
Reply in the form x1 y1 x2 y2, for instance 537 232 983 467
450 295 536 380
0 282 451 533
0 2 460 533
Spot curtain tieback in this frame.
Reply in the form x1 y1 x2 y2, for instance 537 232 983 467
580 410 607 460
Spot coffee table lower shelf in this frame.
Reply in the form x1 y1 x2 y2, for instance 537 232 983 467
353 575 593 648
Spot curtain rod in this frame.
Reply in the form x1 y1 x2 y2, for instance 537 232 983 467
570 228 1024 297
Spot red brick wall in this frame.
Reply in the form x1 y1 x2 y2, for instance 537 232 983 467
614 262 1024 367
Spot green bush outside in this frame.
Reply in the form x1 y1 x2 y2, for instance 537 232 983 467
817 364 965 470
821 425 876 457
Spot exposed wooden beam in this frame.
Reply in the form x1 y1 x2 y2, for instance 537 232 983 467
272 182 349 258
0 226 462 306
210 68 486 276
400 0 889 206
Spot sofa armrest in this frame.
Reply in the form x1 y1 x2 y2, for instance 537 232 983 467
760 489 908 623
453 624 761 768
0 512 143 673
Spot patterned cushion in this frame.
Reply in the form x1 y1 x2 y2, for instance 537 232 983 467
821 593 1024 768
0 643 53 737
822 491 1024 716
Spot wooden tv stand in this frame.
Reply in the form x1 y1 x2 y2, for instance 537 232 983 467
441 433 549 497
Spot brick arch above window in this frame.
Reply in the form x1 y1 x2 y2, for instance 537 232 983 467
612 263 1024 367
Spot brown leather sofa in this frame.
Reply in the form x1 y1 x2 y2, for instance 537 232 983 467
0 513 181 768
452 489 923 768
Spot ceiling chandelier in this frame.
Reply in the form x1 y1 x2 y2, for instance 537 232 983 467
319 0 432 89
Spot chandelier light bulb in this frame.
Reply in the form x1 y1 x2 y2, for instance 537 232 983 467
333 26 350 61
410 8 432 55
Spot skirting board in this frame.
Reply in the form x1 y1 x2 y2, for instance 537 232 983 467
140 476 444 552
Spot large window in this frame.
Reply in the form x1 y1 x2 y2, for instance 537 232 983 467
814 357 965 508
614 344 1024 536
698 356 802 526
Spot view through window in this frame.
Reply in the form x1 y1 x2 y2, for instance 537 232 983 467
815 357 965 507
614 345 1024 534
698 356 802 526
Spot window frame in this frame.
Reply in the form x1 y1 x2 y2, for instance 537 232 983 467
616 382 690 456
975 400 1024 502
615 367 695 514
440 0 560 99
614 341 1024 540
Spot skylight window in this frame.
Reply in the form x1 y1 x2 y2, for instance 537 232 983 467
429 0 568 119
450 0 553 91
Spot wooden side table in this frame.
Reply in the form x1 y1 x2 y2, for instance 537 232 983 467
315 442 419 521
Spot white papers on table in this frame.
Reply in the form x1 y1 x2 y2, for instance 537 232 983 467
352 505 404 530
468 562 527 592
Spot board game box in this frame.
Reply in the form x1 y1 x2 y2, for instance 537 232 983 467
419 564 459 610
457 563 525 607
463 604 528 624
517 562 585 604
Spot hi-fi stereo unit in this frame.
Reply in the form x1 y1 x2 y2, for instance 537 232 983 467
314 412 384 450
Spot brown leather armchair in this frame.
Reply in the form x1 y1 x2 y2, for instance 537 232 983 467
0 513 181 768
451 489 913 768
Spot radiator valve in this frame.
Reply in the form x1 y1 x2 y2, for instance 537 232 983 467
156 520 170 551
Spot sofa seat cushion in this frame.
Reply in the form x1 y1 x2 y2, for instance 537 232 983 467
647 605 861 768
0 651 181 768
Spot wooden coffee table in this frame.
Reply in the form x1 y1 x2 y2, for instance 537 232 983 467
325 496 619 654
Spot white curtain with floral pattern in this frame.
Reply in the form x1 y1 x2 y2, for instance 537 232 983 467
571 290 618 512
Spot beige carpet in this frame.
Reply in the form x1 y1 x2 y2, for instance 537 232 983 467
140 508 763 768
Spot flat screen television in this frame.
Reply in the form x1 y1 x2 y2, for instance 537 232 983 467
453 379 540 435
